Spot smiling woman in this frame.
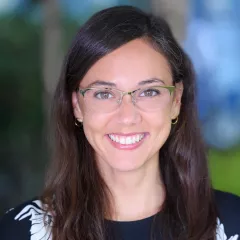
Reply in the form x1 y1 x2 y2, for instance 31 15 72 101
72 38 181 173
0 5 240 240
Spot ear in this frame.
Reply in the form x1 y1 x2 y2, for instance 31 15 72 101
72 91 83 121
171 81 183 119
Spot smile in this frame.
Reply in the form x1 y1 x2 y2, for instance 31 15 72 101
108 133 145 145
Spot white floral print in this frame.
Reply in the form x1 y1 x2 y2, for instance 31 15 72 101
13 201 239 240
14 200 52 240
216 218 239 240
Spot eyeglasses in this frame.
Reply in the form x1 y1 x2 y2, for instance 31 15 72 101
78 85 175 113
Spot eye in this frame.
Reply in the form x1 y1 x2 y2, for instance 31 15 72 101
139 88 160 97
94 90 114 100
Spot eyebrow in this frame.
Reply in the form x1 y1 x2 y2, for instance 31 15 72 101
138 78 165 86
86 78 165 88
88 80 116 87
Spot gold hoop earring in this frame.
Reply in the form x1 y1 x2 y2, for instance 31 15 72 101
172 116 178 125
75 118 83 127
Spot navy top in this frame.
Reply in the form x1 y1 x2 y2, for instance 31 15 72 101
0 190 240 240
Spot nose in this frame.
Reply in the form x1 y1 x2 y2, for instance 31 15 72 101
117 93 141 125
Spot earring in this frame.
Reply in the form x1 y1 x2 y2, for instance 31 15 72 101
75 118 83 127
171 116 178 125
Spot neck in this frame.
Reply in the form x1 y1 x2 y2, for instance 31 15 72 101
101 159 165 221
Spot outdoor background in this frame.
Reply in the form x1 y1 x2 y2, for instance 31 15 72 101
0 0 239 214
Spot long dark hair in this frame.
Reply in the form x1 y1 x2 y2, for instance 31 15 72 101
41 5 217 240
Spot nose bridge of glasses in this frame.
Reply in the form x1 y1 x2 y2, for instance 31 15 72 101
122 90 137 104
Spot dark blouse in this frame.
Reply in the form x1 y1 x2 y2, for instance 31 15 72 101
0 190 239 240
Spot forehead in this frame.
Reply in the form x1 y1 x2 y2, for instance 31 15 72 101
81 38 172 88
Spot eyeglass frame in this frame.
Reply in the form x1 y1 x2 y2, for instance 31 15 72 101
77 85 176 106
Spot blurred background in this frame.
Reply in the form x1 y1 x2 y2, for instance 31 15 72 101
0 0 239 214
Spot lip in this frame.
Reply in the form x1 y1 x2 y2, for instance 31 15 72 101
107 132 146 137
106 132 148 150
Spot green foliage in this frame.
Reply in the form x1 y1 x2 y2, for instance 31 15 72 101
209 147 240 197
0 13 83 214
0 15 45 213
62 17 82 49
0 16 43 147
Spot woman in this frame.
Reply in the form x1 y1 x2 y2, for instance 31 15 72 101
0 5 239 240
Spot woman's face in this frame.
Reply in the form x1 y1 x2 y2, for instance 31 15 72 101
72 39 182 173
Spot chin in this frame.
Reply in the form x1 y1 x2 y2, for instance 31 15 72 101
107 158 147 172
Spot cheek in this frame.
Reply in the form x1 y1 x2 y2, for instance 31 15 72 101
153 103 172 125
149 109 172 144
157 119 171 140
82 111 110 142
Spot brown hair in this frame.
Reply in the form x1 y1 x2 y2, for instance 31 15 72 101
41 5 217 240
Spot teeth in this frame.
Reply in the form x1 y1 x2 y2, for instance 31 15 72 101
126 137 131 144
108 134 145 145
120 137 125 144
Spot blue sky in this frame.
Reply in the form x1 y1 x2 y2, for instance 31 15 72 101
0 0 20 14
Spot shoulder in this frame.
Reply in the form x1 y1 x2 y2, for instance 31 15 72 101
0 198 52 240
214 189 240 238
